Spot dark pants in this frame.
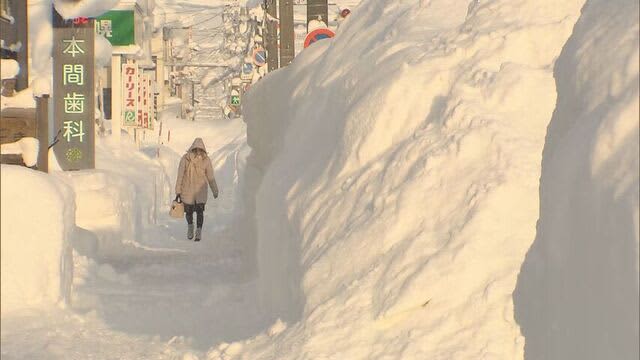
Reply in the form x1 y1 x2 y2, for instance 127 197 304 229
184 203 205 228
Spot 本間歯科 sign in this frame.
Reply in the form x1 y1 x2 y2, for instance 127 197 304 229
95 10 135 46
52 8 95 170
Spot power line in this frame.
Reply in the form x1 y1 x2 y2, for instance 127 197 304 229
188 13 224 28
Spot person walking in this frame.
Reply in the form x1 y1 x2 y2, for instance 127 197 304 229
175 138 219 241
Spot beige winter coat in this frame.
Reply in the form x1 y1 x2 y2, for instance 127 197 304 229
175 138 219 204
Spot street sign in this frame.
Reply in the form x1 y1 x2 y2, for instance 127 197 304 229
95 10 135 46
139 73 150 129
242 62 253 74
304 28 335 48
241 62 253 81
253 47 267 67
52 8 95 170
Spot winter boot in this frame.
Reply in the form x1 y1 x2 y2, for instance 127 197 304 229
195 227 202 242
187 224 194 240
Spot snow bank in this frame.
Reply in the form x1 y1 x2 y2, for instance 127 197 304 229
1 165 75 314
53 0 120 19
1 59 19 79
27 0 53 87
514 0 640 358
237 0 585 358
53 137 171 258
95 34 113 68
26 0 115 92
0 137 39 167
1 87 36 109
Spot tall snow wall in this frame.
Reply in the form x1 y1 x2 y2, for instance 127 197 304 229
514 0 640 358
1 166 75 314
241 0 586 358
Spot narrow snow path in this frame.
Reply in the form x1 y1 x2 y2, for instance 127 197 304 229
1 108 260 359
2 4 262 359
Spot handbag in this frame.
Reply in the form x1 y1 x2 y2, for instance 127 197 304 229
169 200 185 218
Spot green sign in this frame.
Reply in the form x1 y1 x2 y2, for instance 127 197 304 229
231 95 241 105
95 10 135 46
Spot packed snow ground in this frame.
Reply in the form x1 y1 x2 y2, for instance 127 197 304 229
1 97 263 359
2 2 264 358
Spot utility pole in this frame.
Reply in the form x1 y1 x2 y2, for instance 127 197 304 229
307 0 328 30
111 54 122 140
264 0 279 71
15 0 28 90
279 0 294 67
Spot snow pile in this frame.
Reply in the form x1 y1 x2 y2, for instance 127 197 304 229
0 137 39 167
31 76 51 97
1 165 75 314
514 0 640 358
95 33 113 67
237 0 585 358
28 0 115 91
1 58 19 79
1 87 36 109
53 0 120 19
53 137 171 258
27 0 53 91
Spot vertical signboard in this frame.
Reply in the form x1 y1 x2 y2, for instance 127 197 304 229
137 72 144 128
147 76 154 130
140 73 150 129
52 8 95 170
279 0 295 67
151 77 158 129
122 62 138 127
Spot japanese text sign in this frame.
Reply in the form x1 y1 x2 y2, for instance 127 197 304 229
122 63 138 126
95 10 135 46
53 7 95 170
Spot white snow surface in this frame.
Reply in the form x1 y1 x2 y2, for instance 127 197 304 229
95 33 114 68
0 165 75 314
1 0 638 359
27 0 54 92
1 59 19 79
238 0 590 358
1 100 256 359
53 0 120 19
1 87 36 109
514 0 640 358
0 137 39 167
